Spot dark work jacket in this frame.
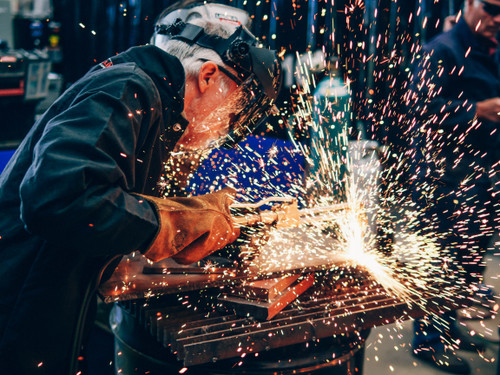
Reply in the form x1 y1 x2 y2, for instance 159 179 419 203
0 45 188 374
414 19 499 192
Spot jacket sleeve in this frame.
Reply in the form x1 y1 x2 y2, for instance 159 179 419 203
19 66 162 257
414 46 477 133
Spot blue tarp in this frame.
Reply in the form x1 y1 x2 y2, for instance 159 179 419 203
188 135 305 203
0 150 15 174
0 136 305 202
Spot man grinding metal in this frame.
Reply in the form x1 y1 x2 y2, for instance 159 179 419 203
0 2 282 374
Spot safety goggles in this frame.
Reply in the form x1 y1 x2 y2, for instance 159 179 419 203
480 0 500 16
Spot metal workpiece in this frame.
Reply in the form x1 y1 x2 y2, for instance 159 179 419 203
114 269 458 368
100 196 463 370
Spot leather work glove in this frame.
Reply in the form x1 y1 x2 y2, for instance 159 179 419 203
138 188 240 264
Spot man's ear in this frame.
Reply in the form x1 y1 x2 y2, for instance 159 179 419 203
198 61 219 94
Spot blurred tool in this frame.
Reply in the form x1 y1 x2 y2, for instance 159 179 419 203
231 196 350 228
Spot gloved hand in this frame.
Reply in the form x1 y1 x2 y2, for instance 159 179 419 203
138 188 240 264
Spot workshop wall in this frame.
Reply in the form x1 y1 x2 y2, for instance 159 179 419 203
1 0 465 154
48 0 463 141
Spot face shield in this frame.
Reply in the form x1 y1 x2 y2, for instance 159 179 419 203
154 20 282 150
220 73 280 149
176 74 279 153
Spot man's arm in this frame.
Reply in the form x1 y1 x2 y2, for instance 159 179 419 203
19 66 161 257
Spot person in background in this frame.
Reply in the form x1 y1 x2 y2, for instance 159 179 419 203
0 2 282 374
410 0 500 373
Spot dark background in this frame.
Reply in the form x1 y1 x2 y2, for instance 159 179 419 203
6 0 464 144
47 0 463 140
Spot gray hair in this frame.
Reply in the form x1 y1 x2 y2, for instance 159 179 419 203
153 18 237 91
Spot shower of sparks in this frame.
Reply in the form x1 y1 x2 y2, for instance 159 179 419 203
244 170 449 309
334 182 415 301
101 0 499 370
144 0 483 322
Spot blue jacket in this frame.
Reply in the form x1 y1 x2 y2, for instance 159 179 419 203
413 18 499 192
0 45 188 374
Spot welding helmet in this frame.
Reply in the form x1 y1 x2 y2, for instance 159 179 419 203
153 18 282 149
151 1 251 39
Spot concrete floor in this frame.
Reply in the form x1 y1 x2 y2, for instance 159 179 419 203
363 247 500 375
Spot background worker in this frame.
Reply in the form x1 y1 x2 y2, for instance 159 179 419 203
411 0 500 373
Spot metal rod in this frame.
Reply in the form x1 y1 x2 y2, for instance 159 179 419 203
232 200 351 228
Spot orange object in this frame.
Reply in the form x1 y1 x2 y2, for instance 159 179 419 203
138 188 239 264
220 274 315 320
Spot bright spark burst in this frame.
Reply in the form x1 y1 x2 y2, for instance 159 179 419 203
107 1 499 369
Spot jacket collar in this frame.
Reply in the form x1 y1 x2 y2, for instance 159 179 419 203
103 45 189 129
454 18 498 54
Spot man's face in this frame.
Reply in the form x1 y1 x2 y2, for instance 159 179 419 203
467 0 500 39
178 62 239 151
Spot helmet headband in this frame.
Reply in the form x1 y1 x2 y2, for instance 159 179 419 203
154 20 282 101
155 19 282 148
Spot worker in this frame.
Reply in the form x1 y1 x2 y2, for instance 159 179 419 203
0 4 282 374
410 0 500 373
